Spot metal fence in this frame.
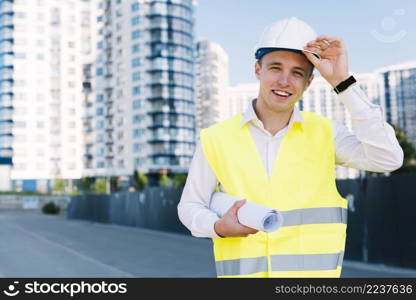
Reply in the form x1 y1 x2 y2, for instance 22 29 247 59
337 173 416 269
67 174 416 269
67 187 188 234
0 195 70 211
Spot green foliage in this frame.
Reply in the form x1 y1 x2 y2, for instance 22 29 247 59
52 178 66 195
93 178 107 194
0 191 49 196
78 177 95 193
173 173 187 187
110 177 121 192
42 201 60 215
70 185 80 196
392 124 416 174
133 170 148 191
158 174 171 187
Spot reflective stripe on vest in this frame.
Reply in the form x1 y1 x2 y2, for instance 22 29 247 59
281 207 348 227
216 251 344 277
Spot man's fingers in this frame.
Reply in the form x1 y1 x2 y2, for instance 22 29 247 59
228 199 246 215
302 49 320 66
316 35 339 42
316 36 344 49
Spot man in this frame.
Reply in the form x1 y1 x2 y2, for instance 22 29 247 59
177 17 403 278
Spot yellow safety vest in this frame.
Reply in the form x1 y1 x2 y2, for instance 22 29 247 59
200 111 348 278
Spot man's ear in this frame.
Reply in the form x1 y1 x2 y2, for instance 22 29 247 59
306 73 314 89
255 61 261 80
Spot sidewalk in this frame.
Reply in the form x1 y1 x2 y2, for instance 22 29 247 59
0 211 415 278
342 260 416 278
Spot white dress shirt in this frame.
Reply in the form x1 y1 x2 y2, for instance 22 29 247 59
177 83 404 238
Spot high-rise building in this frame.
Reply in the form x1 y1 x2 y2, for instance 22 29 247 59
0 0 97 192
195 40 228 132
225 83 259 120
88 0 196 182
375 61 416 148
0 0 14 190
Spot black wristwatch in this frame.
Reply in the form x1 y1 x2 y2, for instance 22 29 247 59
333 75 357 94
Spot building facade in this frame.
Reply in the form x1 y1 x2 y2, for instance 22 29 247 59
225 82 259 120
376 62 416 148
195 39 228 133
0 0 97 192
89 0 196 183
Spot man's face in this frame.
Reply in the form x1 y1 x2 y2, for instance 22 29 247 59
255 50 314 112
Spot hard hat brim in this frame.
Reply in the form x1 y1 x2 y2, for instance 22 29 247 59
255 47 320 60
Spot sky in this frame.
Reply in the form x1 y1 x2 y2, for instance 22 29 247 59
194 0 416 85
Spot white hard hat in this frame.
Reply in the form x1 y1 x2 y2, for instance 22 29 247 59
254 17 319 60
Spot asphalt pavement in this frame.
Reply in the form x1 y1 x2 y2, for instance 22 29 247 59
0 211 415 278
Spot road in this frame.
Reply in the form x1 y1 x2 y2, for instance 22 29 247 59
1 211 415 278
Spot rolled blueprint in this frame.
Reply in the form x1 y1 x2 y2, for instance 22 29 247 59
209 192 283 233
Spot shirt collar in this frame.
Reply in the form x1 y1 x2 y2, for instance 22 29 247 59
240 98 304 128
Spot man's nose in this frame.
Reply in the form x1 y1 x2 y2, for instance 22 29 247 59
276 72 290 86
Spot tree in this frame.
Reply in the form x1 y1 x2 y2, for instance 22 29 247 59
173 173 187 188
78 177 95 193
52 168 65 195
110 177 121 192
93 178 107 194
52 178 65 195
392 124 416 173
133 170 148 191
158 174 171 187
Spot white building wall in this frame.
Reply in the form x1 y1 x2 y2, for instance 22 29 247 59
10 0 97 190
225 83 259 120
195 40 229 133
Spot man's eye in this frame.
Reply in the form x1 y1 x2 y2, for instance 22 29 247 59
294 72 304 77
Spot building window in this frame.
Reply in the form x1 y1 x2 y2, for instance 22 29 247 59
132 72 140 81
131 30 141 40
15 53 26 59
96 107 104 116
133 128 144 138
132 86 140 95
118 160 124 168
96 94 104 102
96 120 104 129
134 158 146 168
96 161 105 168
133 114 143 123
96 67 103 76
132 58 141 67
133 100 142 109
133 143 142 153
131 2 140 11
132 44 140 53
117 131 124 140
15 12 26 18
131 16 140 26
